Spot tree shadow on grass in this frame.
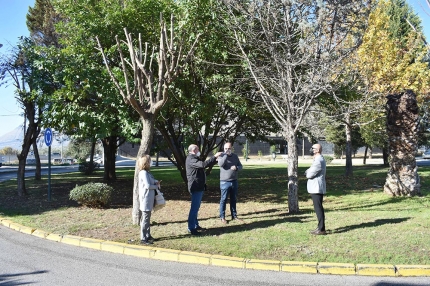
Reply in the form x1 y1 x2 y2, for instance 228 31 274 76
326 196 421 212
154 210 311 242
329 217 410 234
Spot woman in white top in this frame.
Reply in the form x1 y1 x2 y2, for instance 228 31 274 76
137 155 160 245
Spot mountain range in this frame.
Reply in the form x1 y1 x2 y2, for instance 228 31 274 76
0 125 69 151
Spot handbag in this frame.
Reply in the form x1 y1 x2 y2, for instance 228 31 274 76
153 189 166 211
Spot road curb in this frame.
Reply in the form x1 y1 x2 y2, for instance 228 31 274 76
356 263 396 276
1 216 429 277
318 262 356 275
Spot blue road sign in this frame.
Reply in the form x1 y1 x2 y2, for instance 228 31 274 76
44 128 53 147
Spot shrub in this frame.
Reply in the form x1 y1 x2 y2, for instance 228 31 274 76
69 182 113 208
242 146 250 159
270 145 276 154
78 161 100 175
323 155 334 164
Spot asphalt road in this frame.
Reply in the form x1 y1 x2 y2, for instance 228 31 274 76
1 226 429 286
0 156 175 183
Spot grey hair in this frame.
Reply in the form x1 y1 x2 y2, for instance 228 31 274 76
188 144 198 153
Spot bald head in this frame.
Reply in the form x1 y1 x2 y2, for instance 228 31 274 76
312 144 322 155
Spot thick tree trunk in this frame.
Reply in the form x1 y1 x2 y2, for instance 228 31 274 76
33 141 41 180
384 90 420 196
16 106 40 196
132 116 155 225
344 116 353 177
286 133 299 214
363 145 368 165
102 136 118 181
17 136 32 196
16 157 27 196
382 147 389 166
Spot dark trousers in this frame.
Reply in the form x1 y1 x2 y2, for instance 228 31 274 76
311 193 325 231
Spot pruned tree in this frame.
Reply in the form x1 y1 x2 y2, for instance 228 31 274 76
222 0 371 213
97 14 200 224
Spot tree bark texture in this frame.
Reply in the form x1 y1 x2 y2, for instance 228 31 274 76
286 133 299 214
344 113 353 177
33 141 41 180
132 117 155 225
384 90 420 196
102 136 118 181
363 145 368 165
16 103 41 196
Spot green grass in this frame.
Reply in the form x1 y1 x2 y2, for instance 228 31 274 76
1 162 430 265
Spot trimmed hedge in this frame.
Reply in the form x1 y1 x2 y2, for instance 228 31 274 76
69 182 113 208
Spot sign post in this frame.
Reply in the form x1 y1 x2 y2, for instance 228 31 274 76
44 128 53 201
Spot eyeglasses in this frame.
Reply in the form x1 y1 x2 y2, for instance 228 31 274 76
225 148 232 150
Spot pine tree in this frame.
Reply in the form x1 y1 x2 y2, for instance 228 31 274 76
26 0 60 47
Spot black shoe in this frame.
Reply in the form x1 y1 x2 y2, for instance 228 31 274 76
195 226 207 232
311 229 327 235
309 228 319 234
140 239 153 245
190 230 201 236
147 236 155 242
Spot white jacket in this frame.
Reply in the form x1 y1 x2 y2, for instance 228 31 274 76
138 170 158 211
305 154 326 194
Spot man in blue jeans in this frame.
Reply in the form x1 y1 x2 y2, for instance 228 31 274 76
218 142 243 224
186 144 222 235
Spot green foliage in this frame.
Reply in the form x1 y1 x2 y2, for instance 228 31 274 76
323 155 333 164
258 150 263 158
333 145 343 159
67 138 102 162
44 0 164 141
69 182 113 208
324 118 366 156
270 145 276 154
241 145 250 159
154 0 280 183
78 161 100 175
27 0 60 47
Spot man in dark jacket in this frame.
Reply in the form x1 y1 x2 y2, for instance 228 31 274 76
186 144 222 235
